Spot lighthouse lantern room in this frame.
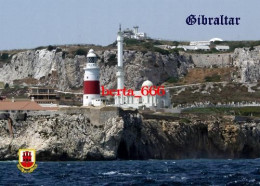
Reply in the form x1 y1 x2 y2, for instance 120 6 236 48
83 49 102 106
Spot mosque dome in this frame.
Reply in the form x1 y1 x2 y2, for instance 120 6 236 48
142 80 153 87
87 49 96 58
209 38 223 42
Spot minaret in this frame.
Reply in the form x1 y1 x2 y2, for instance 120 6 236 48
83 49 100 106
116 25 124 90
115 25 124 105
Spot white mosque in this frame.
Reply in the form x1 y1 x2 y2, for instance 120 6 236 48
114 80 171 109
114 26 171 109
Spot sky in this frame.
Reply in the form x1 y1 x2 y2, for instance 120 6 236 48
0 0 259 50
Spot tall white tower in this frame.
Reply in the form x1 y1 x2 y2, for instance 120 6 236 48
116 25 124 90
115 25 124 105
83 49 100 106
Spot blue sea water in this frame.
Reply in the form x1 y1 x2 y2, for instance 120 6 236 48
0 159 260 185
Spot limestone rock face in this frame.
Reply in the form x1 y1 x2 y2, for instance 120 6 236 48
0 50 55 84
0 111 124 160
0 109 259 160
100 50 190 90
0 49 191 91
233 47 260 82
2 46 260 91
0 49 86 91
118 114 260 159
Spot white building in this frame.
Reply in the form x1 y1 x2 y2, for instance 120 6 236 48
114 80 171 109
195 45 210 51
178 38 227 51
122 26 147 40
182 46 196 51
190 38 224 46
154 45 176 50
180 45 210 51
190 41 210 46
215 45 230 51
114 27 170 109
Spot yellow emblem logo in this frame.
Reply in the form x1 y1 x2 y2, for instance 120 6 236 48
17 149 37 173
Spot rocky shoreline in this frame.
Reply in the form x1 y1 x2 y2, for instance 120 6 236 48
0 107 259 161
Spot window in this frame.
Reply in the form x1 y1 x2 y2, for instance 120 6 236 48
88 57 96 63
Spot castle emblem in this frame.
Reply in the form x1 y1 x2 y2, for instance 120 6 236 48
17 149 37 173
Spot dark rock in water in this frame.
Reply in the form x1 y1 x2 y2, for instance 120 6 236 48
0 107 260 160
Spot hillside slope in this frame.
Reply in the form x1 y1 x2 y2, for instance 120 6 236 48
0 46 191 91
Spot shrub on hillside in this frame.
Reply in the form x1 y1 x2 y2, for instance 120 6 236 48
154 47 169 55
47 45 56 51
142 42 154 50
35 46 45 50
153 40 163 45
204 74 221 82
75 48 87 56
62 51 68 59
56 48 62 53
4 83 9 89
106 54 117 66
167 77 179 83
1 53 9 60
249 46 255 51
125 38 143 45
169 49 179 56
172 41 180 46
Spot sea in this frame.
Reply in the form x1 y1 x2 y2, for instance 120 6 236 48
0 159 260 185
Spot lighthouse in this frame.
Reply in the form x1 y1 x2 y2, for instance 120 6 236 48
83 49 100 106
114 25 125 105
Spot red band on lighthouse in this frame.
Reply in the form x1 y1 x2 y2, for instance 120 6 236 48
84 81 100 94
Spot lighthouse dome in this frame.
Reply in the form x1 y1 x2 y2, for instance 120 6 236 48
142 80 153 87
87 49 96 58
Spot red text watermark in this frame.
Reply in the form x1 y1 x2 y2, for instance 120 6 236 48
101 86 165 98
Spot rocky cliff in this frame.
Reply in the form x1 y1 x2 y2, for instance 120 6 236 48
233 46 260 82
0 48 190 91
0 108 259 160
1 45 260 91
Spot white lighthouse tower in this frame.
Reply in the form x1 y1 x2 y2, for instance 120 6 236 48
83 49 101 106
115 25 124 105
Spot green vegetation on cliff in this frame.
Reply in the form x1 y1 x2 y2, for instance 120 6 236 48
123 38 179 55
